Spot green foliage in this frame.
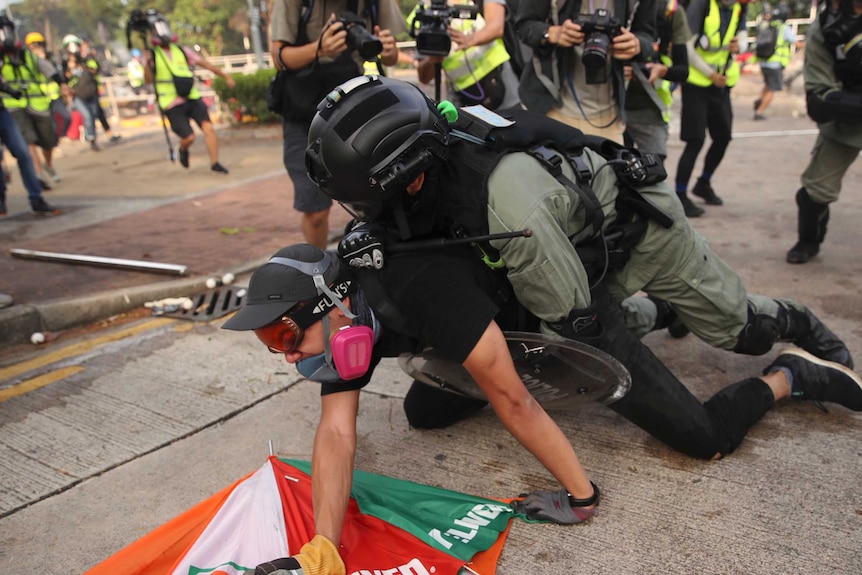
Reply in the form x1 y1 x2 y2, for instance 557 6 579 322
211 68 280 125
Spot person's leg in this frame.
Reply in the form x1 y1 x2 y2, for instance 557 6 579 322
284 118 332 248
403 380 488 428
189 99 226 173
165 103 195 168
691 88 733 206
589 285 777 459
788 134 860 263
675 84 707 217
0 109 55 212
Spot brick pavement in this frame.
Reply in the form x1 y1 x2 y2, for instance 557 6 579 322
0 174 353 307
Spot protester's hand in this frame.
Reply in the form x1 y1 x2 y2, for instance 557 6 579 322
60 84 73 99
250 535 346 575
339 221 385 270
623 64 633 81
612 27 641 60
511 485 599 525
318 13 348 59
225 75 236 89
449 26 474 50
374 26 399 66
710 72 728 88
557 19 583 47
646 61 668 84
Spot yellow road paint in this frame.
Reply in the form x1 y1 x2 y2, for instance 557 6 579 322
0 318 174 382
0 366 85 402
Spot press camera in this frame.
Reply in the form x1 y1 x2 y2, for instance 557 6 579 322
336 11 383 61
127 8 161 35
410 0 479 56
576 9 623 84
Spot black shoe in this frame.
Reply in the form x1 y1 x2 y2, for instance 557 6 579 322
692 178 723 206
90 141 100 151
786 241 819 264
753 113 767 121
109 134 122 143
211 162 229 174
677 192 705 217
779 302 854 368
765 347 862 410
31 197 61 216
179 147 189 168
753 98 762 112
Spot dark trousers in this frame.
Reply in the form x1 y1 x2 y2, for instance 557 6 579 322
406 285 775 459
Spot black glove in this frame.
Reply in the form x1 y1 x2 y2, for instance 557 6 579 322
338 221 385 270
247 557 302 574
511 482 600 525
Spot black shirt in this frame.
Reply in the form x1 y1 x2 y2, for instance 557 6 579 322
321 247 523 395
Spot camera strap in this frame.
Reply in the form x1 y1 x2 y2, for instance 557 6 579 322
630 63 668 114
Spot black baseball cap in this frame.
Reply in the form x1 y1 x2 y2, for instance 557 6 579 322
222 244 345 331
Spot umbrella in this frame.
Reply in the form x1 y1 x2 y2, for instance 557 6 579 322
85 457 516 575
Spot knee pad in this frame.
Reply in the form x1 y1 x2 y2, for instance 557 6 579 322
732 306 781 356
543 302 603 341
403 380 487 429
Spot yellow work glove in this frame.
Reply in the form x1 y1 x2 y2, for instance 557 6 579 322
251 534 345 575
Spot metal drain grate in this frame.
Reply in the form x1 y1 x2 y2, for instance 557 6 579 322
159 287 246 322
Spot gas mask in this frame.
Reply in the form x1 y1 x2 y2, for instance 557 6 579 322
269 255 375 383
150 16 178 46
822 0 862 47
0 17 20 53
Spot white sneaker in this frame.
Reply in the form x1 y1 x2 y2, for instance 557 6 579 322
45 166 61 182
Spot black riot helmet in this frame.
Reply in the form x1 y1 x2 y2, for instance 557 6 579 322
305 75 450 220
0 16 20 53
149 12 177 47
772 4 790 21
821 0 862 47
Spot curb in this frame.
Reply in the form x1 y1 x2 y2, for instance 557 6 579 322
0 256 269 348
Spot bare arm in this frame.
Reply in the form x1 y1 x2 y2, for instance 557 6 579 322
450 2 506 50
196 55 236 88
311 388 360 546
462 321 594 499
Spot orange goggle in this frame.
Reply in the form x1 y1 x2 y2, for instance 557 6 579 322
255 315 305 354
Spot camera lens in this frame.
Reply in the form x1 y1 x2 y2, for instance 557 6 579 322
346 24 383 61
582 33 610 70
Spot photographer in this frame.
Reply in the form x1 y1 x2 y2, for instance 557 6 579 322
270 0 406 249
138 12 236 174
515 0 656 143
414 0 522 111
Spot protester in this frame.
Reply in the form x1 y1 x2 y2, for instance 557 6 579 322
224 75 861 573
414 0 521 111
674 0 748 217
515 0 656 143
142 13 235 174
753 3 796 120
269 0 406 249
786 0 862 264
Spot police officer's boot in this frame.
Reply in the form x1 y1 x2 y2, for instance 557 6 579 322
777 300 854 368
786 187 829 264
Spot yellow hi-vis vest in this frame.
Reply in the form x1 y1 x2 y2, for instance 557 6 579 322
1 49 51 112
687 0 741 88
655 55 675 123
768 22 792 67
442 10 509 92
407 2 509 92
153 44 200 110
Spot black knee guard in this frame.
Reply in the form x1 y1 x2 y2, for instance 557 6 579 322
733 305 781 356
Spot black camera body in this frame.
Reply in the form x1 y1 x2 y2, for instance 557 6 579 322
127 8 160 35
410 0 479 57
337 11 383 61
576 9 622 84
